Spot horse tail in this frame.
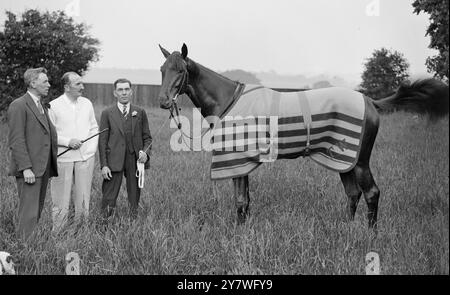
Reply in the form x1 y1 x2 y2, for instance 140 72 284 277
371 78 449 121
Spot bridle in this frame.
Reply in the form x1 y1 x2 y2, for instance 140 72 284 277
166 62 214 150
168 63 189 130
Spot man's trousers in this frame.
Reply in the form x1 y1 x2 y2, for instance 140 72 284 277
15 167 50 240
101 151 140 218
50 156 95 232
15 150 53 240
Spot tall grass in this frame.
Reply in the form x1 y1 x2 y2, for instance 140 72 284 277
0 107 448 274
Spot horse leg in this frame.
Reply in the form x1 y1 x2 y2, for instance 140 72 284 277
353 95 380 229
354 165 380 229
233 175 250 224
339 170 362 221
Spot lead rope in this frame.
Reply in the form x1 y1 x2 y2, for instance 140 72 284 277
136 115 171 188
168 83 246 152
136 162 145 188
169 98 215 152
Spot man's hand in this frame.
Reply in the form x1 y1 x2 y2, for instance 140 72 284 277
101 166 112 180
68 138 83 150
23 169 35 184
138 151 148 163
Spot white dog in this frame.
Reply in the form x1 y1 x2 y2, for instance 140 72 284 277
0 251 16 275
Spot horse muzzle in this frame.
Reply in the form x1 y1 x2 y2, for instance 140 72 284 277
159 96 173 109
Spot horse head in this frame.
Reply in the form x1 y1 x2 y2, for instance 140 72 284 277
158 43 189 110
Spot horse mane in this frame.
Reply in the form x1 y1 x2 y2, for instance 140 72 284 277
168 52 239 85
195 62 240 84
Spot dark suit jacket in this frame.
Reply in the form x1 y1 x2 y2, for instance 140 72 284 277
7 93 58 178
99 104 152 172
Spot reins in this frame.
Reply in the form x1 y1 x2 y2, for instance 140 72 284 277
167 65 211 151
162 56 248 152
167 66 213 150
168 81 246 151
168 97 214 151
136 112 171 188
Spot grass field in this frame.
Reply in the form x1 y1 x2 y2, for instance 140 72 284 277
0 106 448 275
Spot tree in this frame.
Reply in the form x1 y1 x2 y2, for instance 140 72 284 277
413 0 449 82
0 9 100 113
359 48 410 99
220 69 261 84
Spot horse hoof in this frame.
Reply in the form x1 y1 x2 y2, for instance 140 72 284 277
368 222 378 236
237 213 246 225
236 206 249 224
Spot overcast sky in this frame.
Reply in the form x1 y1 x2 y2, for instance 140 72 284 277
0 0 437 81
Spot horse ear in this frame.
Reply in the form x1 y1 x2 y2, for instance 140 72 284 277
181 43 188 60
159 44 171 58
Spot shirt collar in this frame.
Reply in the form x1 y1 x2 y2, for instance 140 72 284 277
63 93 79 105
117 102 130 114
27 91 40 104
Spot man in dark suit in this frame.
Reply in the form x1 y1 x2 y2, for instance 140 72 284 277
99 78 152 219
7 67 58 240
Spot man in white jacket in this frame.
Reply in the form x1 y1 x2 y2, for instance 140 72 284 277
48 72 98 232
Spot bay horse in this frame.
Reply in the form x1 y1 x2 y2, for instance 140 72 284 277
158 43 449 229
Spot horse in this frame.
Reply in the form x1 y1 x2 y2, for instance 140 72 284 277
157 43 449 229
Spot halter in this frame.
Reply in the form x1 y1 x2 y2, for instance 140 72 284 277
169 67 188 129
135 114 171 188
171 65 189 104
167 63 214 150
134 65 184 187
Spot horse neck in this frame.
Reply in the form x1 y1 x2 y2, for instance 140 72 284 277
187 62 240 118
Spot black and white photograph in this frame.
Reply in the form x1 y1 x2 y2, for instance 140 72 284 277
0 0 448 280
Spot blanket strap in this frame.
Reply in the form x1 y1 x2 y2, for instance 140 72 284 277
242 85 265 96
298 92 312 157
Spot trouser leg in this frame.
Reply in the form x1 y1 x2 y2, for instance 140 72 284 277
38 166 50 220
50 161 74 232
101 170 123 218
73 156 95 223
124 152 140 217
16 176 45 240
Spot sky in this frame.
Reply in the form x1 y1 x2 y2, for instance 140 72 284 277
0 0 437 82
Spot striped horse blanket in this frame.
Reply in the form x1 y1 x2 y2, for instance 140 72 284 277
210 85 367 180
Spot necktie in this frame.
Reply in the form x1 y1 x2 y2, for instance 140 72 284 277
37 100 44 114
123 105 128 118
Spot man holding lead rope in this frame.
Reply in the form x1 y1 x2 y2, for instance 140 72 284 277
99 78 152 220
